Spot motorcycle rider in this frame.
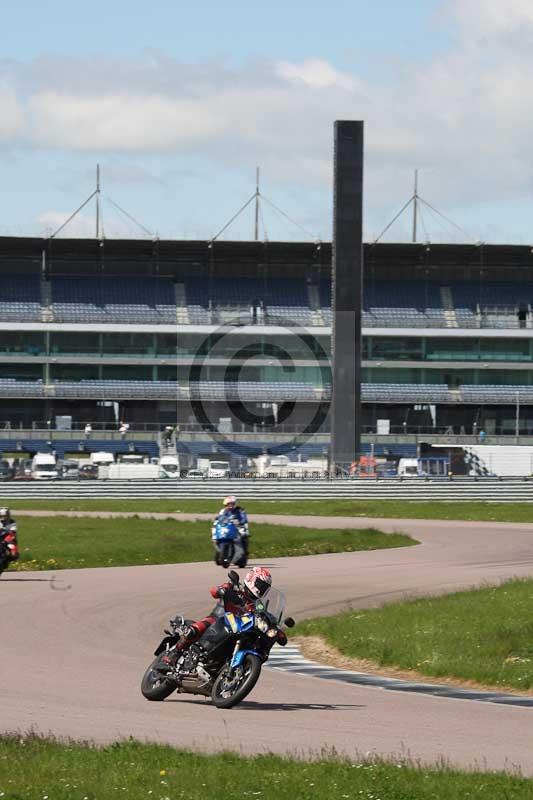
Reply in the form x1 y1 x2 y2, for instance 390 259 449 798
212 495 250 560
162 567 274 667
0 506 19 565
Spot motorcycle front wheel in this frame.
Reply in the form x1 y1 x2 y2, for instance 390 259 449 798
211 654 262 709
220 542 234 569
140 657 177 701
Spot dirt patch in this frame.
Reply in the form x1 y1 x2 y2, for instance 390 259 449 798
293 635 533 696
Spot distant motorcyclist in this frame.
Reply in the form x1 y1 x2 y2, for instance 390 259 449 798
162 567 274 666
212 495 250 559
0 506 19 571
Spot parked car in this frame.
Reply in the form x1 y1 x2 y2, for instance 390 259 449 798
61 460 80 481
186 469 206 479
79 463 98 480
13 458 34 481
0 460 14 481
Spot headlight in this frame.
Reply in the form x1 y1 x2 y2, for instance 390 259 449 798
267 628 278 638
256 617 269 633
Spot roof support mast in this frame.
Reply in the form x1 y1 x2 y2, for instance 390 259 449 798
412 169 418 243
95 164 101 240
254 166 260 241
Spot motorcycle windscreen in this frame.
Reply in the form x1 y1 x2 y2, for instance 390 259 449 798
256 588 286 624
215 523 238 541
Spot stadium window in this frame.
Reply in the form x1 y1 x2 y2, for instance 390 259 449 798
49 332 99 355
0 364 44 381
101 365 152 380
50 364 99 381
0 331 45 356
102 332 154 357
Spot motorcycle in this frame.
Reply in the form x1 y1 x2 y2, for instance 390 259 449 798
212 519 247 568
0 527 19 577
141 580 295 709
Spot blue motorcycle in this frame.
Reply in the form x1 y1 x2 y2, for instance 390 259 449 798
212 519 247 568
141 583 295 709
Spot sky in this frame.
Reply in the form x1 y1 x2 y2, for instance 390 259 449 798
1 0 533 243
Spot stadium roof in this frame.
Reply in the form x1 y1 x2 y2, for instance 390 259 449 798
1 236 533 281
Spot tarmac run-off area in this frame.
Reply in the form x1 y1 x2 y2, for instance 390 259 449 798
2 513 533 773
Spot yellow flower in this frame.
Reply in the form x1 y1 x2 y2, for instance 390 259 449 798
159 770 166 777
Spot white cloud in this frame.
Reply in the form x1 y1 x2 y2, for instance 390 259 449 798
36 209 146 239
451 0 533 39
3 0 533 239
0 87 23 142
276 59 357 91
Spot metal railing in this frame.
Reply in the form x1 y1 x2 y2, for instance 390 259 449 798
3 476 533 501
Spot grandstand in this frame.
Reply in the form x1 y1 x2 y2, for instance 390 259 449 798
2 236 533 463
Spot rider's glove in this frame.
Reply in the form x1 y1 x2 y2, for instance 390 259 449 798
177 624 196 641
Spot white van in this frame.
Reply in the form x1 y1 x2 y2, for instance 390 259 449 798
159 455 180 478
397 458 422 477
206 460 231 478
31 453 58 481
89 452 115 467
196 458 231 478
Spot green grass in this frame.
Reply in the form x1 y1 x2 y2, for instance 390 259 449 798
296 578 533 691
10 516 415 571
6 497 533 522
0 735 531 800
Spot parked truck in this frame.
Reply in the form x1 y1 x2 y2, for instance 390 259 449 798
104 463 160 480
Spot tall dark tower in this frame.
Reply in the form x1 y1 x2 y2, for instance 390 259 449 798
331 120 364 470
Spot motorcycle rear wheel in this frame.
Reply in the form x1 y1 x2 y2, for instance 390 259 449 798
141 657 176 701
211 654 262 709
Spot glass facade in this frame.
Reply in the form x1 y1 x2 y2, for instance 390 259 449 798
0 331 46 355
366 336 533 363
0 363 44 380
363 367 533 386
11 331 528 364
1 329 532 386
50 332 100 355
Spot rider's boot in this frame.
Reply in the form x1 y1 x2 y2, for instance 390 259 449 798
160 625 197 669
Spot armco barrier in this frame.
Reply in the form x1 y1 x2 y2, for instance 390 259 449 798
2 477 533 501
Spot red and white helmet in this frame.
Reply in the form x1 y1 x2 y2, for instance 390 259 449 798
223 495 237 507
244 566 272 599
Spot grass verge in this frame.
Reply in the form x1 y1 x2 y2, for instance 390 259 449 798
5 497 533 522
295 578 533 692
0 735 531 800
9 517 415 571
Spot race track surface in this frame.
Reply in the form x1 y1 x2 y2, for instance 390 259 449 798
2 515 533 774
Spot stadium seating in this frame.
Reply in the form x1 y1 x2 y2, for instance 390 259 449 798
451 282 532 329
320 279 447 327
184 277 315 325
461 385 533 403
0 379 44 397
361 383 452 402
0 276 41 322
51 277 176 323
1 271 530 330
0 438 158 460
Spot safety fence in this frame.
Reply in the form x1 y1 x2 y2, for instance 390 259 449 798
2 477 533 501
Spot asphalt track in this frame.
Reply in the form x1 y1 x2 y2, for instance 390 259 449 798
2 514 533 774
